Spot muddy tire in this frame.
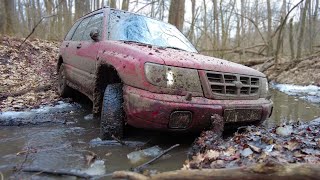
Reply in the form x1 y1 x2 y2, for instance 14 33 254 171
100 83 124 140
58 64 71 97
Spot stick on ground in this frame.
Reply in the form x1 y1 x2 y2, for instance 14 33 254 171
111 135 127 146
133 144 180 172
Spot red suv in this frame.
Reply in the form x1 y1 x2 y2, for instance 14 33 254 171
58 7 273 139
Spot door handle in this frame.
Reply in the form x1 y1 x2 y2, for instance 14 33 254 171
76 43 82 49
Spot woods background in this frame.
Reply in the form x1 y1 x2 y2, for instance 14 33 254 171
0 0 319 63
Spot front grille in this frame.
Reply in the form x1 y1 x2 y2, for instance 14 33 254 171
206 72 260 99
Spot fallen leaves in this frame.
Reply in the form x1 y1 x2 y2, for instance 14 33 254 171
185 119 320 170
0 36 60 111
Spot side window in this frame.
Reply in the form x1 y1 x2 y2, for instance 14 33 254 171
72 17 92 41
83 13 104 41
64 20 81 41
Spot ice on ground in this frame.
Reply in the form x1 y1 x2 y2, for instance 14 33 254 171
272 83 320 104
82 160 106 176
84 114 93 120
0 101 77 121
127 145 163 164
89 137 146 147
276 125 293 137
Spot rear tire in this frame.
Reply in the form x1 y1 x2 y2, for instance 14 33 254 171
100 83 124 140
58 64 71 97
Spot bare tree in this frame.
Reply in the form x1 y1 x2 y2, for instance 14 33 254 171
168 0 185 31
109 0 117 8
289 18 295 59
122 0 129 11
296 0 310 59
266 0 273 56
4 0 15 34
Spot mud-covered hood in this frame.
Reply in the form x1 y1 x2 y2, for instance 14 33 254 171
151 48 265 77
108 41 265 77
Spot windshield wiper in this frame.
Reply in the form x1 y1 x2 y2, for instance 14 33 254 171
163 46 186 51
121 40 152 47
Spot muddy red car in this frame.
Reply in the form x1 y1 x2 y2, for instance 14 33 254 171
58 7 273 140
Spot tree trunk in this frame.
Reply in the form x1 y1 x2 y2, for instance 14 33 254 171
240 0 245 58
168 0 185 31
187 0 196 43
109 0 117 8
289 18 295 60
213 0 219 47
121 0 129 11
4 0 15 35
0 1 4 34
266 0 273 56
296 0 310 59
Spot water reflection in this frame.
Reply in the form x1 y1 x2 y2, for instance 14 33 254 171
266 89 320 127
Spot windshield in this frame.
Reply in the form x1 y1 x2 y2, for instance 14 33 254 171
108 9 197 53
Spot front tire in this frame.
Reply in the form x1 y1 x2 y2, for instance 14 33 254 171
100 83 124 140
58 64 71 97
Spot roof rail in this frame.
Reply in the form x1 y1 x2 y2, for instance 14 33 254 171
82 6 109 17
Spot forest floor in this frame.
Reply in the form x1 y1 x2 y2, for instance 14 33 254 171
0 36 319 111
0 36 60 112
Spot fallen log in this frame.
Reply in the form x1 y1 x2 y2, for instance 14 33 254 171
238 58 271 66
113 162 320 180
258 58 274 72
21 168 92 179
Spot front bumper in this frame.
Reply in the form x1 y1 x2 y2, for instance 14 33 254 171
123 85 273 132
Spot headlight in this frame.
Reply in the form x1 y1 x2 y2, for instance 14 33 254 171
260 78 269 98
144 63 202 93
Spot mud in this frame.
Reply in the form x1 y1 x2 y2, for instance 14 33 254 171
0 89 319 179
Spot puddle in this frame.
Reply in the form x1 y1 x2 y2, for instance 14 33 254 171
266 89 320 127
0 89 319 179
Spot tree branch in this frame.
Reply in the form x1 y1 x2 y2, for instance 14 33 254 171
133 144 180 172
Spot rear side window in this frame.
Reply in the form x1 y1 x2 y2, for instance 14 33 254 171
83 13 104 41
72 17 92 41
65 20 81 41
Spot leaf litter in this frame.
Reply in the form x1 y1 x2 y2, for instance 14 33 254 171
0 36 60 111
185 118 320 169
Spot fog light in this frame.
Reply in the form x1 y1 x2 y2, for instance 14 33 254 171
169 111 192 129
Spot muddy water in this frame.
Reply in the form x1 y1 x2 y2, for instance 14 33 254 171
0 89 320 179
266 89 320 127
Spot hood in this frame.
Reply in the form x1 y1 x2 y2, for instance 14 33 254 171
107 41 265 77
152 48 265 77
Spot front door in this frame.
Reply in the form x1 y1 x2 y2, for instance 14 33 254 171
65 13 104 98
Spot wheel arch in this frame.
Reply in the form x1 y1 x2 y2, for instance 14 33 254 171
93 62 123 114
57 56 63 72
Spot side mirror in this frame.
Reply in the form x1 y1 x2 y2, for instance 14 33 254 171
90 28 100 41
